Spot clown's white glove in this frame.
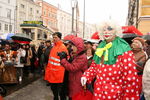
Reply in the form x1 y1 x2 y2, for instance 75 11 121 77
81 77 87 86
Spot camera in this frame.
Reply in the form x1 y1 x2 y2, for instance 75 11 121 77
57 51 67 60
57 52 63 57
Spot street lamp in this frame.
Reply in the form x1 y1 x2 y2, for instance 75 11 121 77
71 0 77 35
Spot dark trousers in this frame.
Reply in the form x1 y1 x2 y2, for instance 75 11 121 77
51 83 67 100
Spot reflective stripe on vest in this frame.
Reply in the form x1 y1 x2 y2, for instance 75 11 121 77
49 57 60 62
49 61 60 66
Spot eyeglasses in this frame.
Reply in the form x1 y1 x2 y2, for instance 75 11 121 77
103 26 114 31
107 26 113 31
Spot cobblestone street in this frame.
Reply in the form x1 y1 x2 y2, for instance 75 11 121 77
4 78 53 100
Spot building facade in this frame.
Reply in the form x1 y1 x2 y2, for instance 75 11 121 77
57 9 72 38
36 0 58 32
16 0 53 44
16 0 42 33
78 21 97 39
0 0 16 35
127 0 150 34
57 9 96 39
84 23 97 39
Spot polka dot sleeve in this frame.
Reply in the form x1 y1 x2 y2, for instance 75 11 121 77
121 51 141 99
82 60 97 83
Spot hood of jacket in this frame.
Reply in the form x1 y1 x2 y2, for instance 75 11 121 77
70 37 85 54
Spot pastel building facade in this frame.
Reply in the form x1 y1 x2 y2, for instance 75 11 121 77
0 0 16 34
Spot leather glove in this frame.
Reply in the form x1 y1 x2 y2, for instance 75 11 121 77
57 51 67 60
81 77 87 86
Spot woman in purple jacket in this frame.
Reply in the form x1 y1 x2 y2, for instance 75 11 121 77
58 36 88 100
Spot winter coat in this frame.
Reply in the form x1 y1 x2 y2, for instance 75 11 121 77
24 48 32 66
143 58 150 100
133 50 147 75
83 51 141 100
44 46 52 65
16 48 26 67
145 45 150 57
60 37 88 97
44 41 68 83
83 51 140 100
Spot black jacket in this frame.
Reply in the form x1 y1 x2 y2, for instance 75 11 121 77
44 46 52 64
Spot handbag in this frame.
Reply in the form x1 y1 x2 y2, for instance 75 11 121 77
20 57 26 64
34 58 39 68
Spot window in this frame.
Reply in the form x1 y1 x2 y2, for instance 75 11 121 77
21 4 25 9
44 11 46 15
48 21 51 26
8 0 10 3
9 25 12 32
6 9 11 18
37 10 39 14
0 7 1 16
54 14 56 18
44 34 47 39
31 32 35 40
0 23 2 30
40 3 42 6
30 8 32 14
5 24 8 31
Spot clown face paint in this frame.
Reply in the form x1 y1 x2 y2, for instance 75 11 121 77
102 26 115 40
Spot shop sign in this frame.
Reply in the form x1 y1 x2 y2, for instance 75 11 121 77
23 21 43 25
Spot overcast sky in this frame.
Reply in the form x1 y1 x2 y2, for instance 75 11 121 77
43 0 129 26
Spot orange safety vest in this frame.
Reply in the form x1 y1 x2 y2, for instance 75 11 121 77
44 41 68 83
0 95 3 100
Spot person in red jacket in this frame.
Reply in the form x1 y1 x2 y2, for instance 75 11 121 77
81 20 141 100
44 32 68 100
58 35 88 100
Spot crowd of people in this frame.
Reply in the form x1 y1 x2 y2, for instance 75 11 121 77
0 20 150 100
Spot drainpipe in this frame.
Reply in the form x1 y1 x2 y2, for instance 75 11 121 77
136 0 139 28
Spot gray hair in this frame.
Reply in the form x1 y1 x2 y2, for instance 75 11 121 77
97 20 123 38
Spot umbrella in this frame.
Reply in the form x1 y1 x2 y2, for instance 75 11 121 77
6 33 15 40
122 33 139 39
11 33 32 44
0 39 11 45
0 33 14 40
122 33 140 45
72 89 93 100
142 34 150 40
72 85 93 100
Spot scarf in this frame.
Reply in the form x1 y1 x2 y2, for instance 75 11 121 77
93 37 131 65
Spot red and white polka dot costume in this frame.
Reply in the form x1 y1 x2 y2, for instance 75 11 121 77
83 51 141 100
